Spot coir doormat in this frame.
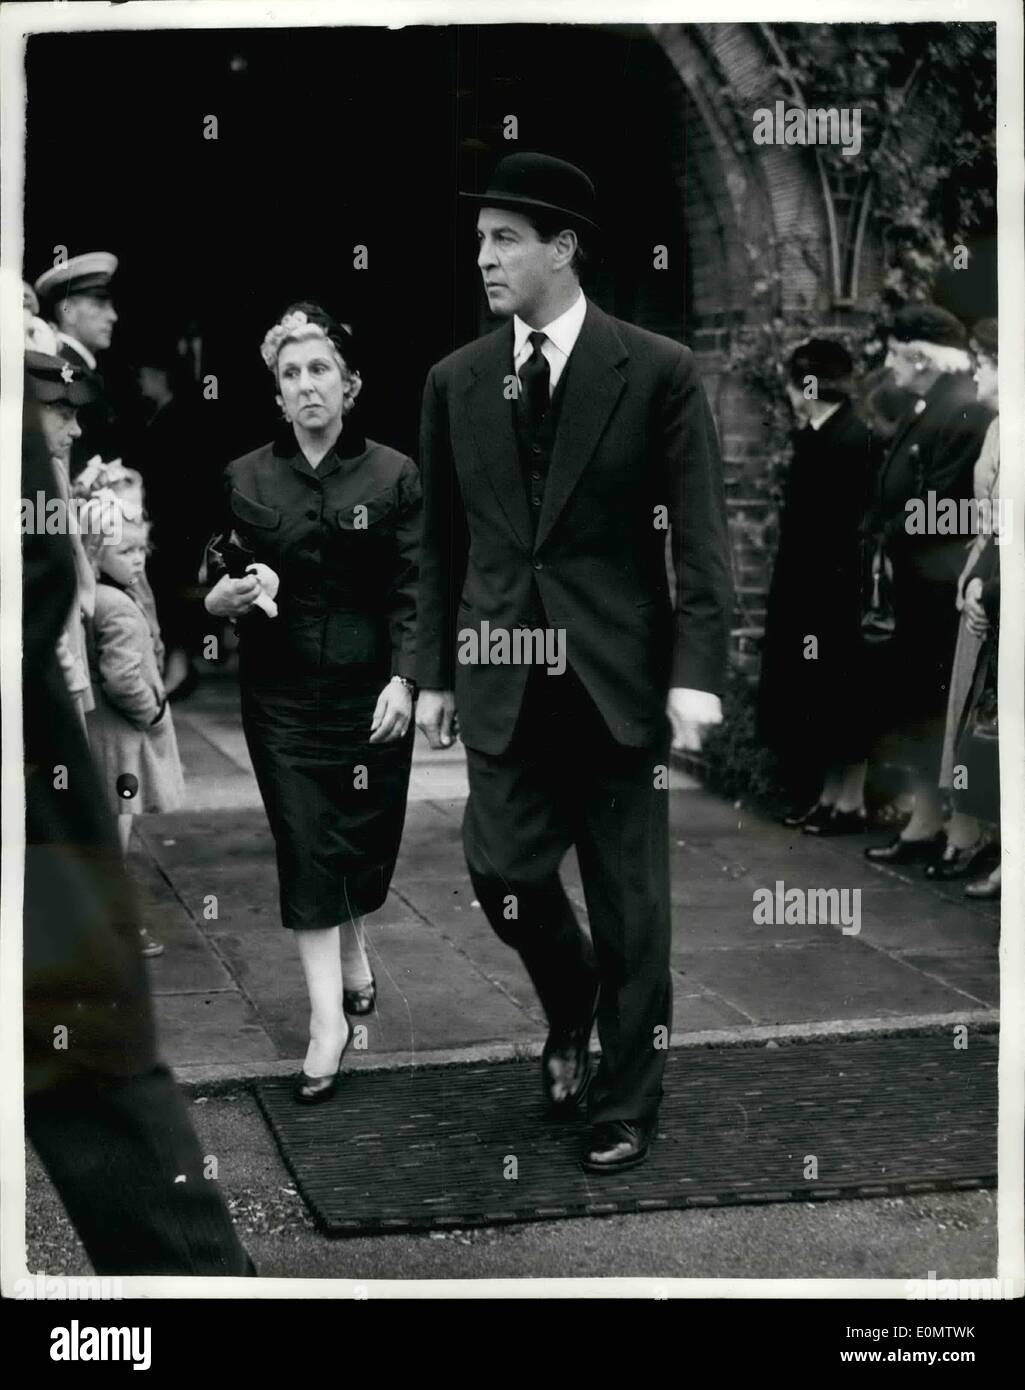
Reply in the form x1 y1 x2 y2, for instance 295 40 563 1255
254 1033 997 1235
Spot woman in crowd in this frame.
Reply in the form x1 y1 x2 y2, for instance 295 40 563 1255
863 305 994 867
758 339 879 833
204 304 422 1104
935 318 1001 895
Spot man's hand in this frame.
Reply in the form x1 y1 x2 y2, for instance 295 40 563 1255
416 689 457 749
204 572 262 618
963 577 990 639
666 687 723 753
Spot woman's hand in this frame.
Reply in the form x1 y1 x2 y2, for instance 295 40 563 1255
204 572 262 618
369 678 413 744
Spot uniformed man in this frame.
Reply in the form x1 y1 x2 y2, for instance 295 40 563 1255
34 251 126 474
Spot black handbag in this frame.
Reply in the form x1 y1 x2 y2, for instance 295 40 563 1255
861 539 896 644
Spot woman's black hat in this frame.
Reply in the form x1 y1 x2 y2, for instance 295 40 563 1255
460 152 600 234
788 338 853 387
889 304 968 350
24 350 101 406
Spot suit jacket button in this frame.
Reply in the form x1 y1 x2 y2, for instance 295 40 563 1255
533 561 543 571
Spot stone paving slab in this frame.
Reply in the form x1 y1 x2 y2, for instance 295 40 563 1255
674 940 986 1023
151 991 277 1067
129 677 1000 1078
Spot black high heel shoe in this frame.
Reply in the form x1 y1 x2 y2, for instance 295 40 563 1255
293 1024 351 1105
343 973 377 1017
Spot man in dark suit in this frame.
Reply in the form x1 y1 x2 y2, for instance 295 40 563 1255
416 153 732 1171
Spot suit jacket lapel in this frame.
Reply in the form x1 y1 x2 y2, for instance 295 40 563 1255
535 301 627 550
465 321 532 551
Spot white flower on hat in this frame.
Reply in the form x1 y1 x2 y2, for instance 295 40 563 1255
60 362 74 384
260 309 330 370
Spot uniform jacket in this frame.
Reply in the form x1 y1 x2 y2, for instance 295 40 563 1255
58 337 126 474
416 298 733 753
22 407 158 1094
213 426 421 684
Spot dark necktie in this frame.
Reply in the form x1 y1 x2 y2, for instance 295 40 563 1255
518 331 551 434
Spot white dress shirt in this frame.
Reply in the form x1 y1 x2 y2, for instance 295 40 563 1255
513 290 722 726
806 400 842 432
513 289 587 395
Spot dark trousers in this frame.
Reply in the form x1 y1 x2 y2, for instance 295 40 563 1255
462 666 671 1124
26 1066 253 1277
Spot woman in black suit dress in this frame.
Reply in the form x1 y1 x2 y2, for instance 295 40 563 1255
757 339 879 833
205 304 421 1103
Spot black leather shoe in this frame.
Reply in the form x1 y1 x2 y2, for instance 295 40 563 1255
541 1029 593 1113
924 840 998 881
582 1120 654 1173
343 973 377 1016
294 1026 351 1105
804 808 868 837
865 832 946 865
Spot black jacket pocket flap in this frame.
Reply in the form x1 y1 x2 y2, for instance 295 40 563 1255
230 489 281 529
336 486 398 531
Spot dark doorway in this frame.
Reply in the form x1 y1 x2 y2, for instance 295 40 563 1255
25 25 691 467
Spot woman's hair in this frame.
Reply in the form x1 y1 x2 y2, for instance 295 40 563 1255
971 317 998 360
80 500 150 575
261 301 359 376
857 365 916 440
261 302 362 418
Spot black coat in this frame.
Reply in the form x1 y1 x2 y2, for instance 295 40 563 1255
869 371 993 736
22 404 158 1095
954 535 1000 822
58 338 136 474
209 425 422 930
757 399 879 768
415 299 733 753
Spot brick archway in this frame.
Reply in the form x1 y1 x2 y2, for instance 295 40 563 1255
652 22 837 637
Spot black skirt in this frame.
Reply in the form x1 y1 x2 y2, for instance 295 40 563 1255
241 670 413 931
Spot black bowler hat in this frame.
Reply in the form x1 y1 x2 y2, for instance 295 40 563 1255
24 350 101 406
460 152 600 233
889 304 968 350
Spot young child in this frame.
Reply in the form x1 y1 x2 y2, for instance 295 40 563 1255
85 501 186 958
